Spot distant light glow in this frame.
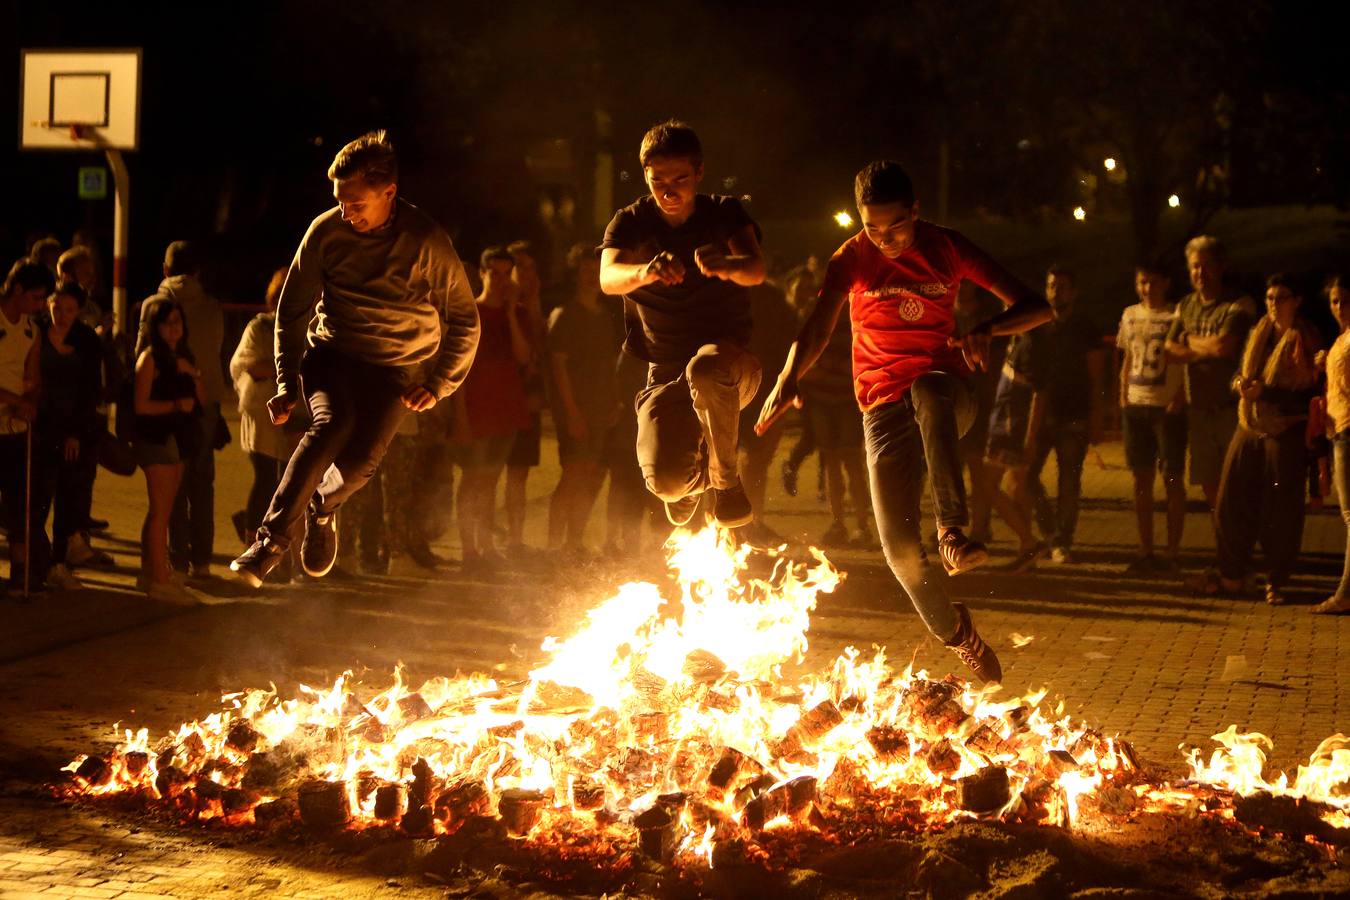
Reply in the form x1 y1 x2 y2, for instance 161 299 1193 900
1168 194 1181 208
834 211 854 228
1103 158 1117 171
1073 207 1087 221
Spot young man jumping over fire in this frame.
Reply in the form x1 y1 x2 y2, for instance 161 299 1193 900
230 131 480 587
598 120 765 529
757 161 1051 683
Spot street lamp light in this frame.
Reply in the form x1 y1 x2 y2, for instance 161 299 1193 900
1073 207 1087 221
1104 158 1117 172
834 211 854 228
1168 194 1181 208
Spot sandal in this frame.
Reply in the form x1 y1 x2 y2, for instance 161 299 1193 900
1264 586 1286 606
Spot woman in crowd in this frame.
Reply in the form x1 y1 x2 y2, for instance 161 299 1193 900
230 269 295 549
1196 274 1322 604
36 284 105 590
1315 274 1350 614
133 298 204 604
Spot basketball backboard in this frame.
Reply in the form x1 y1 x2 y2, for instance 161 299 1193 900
19 48 141 150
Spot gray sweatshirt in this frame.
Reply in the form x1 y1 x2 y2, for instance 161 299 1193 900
141 274 227 405
274 199 480 400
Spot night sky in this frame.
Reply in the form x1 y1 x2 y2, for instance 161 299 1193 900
3 1 1347 303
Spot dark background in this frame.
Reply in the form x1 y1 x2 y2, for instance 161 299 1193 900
3 0 1347 307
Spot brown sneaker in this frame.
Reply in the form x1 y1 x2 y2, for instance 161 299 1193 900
945 602 1002 683
938 528 988 575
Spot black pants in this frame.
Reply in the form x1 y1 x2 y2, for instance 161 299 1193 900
258 344 413 546
42 435 97 564
1215 425 1307 589
170 401 218 569
1027 417 1089 549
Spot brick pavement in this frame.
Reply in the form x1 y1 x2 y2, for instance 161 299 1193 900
0 421 1346 897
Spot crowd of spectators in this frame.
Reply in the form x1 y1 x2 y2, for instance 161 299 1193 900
1 227 1348 616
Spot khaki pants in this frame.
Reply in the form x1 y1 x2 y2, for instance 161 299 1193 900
635 343 761 501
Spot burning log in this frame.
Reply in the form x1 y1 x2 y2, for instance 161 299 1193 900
154 765 189 799
73 755 112 788
571 780 606 812
964 725 1005 757
242 750 294 792
374 784 408 821
497 788 546 836
395 692 433 722
925 739 961 777
632 712 670 742
221 787 256 817
225 722 259 755
866 726 911 762
252 798 296 827
1233 792 1350 846
434 779 490 827
1046 750 1079 776
744 776 817 831
400 804 435 837
708 748 764 792
298 779 351 830
488 720 523 738
123 751 150 779
634 804 685 862
733 773 777 810
682 649 728 683
409 758 439 808
1116 739 1141 772
772 701 843 762
955 766 1010 814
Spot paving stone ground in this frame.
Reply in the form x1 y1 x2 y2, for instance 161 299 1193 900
0 418 1345 898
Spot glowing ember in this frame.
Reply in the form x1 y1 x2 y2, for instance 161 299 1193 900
61 528 1348 867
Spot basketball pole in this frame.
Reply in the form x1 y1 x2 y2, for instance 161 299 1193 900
106 149 130 337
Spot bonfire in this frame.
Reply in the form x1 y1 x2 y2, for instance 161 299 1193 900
61 528 1349 888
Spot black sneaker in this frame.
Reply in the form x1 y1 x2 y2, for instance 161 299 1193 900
945 602 1002 683
301 504 339 578
711 482 753 528
229 534 288 589
938 528 988 576
664 492 702 527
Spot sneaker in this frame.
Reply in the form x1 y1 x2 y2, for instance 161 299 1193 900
937 528 988 576
820 521 852 548
710 482 753 528
1124 554 1157 575
47 563 83 591
301 504 339 578
780 460 799 498
147 579 201 606
664 492 702 527
1049 546 1073 565
1002 542 1048 574
1311 595 1350 615
945 602 1002 683
229 535 289 588
189 563 215 581
406 539 448 570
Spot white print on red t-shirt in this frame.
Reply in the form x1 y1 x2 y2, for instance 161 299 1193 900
859 282 949 299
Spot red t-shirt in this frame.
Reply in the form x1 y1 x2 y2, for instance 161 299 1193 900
821 221 1027 410
462 302 530 438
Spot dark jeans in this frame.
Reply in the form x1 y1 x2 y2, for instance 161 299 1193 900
1334 435 1350 600
864 372 975 641
636 343 761 501
43 436 97 563
1028 417 1089 549
1215 425 1307 589
258 344 413 546
247 452 282 533
170 401 218 569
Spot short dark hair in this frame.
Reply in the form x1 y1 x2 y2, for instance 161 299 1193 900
1047 263 1076 284
479 246 514 271
507 240 535 260
4 260 56 298
56 246 92 282
328 130 398 186
29 236 62 265
639 120 702 168
164 240 201 277
1265 273 1301 296
1324 272 1348 297
1134 256 1171 278
854 160 915 208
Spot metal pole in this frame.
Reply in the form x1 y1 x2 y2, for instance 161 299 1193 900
105 149 131 337
23 424 32 600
